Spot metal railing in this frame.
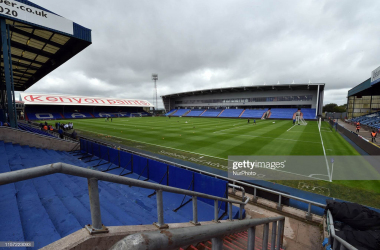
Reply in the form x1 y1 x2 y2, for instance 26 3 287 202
111 216 285 250
326 210 358 250
79 136 326 218
0 162 249 233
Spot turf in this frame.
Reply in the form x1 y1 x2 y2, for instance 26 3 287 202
47 117 380 208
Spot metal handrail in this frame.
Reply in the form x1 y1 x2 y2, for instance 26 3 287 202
0 162 248 233
111 216 286 250
327 210 358 250
79 136 326 216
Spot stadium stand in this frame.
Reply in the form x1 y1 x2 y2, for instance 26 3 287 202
201 109 223 117
187 109 205 117
63 112 94 119
26 113 63 120
301 108 317 119
218 109 244 118
0 138 241 249
351 112 380 129
171 109 190 117
269 108 316 119
18 124 56 138
164 109 177 116
240 109 267 118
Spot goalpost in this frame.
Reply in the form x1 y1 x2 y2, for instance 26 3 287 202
295 111 307 125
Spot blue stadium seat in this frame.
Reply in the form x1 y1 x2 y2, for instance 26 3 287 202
171 109 190 117
240 109 266 118
269 108 316 119
63 112 93 119
218 109 244 118
27 113 63 120
187 109 205 117
201 109 223 117
0 140 241 249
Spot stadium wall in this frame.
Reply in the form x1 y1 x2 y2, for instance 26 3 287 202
173 90 318 109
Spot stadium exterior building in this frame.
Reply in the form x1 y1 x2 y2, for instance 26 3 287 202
347 66 380 119
20 93 153 120
162 83 324 119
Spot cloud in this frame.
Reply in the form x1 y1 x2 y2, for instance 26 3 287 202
25 0 380 108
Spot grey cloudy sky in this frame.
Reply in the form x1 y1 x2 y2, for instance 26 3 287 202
24 0 380 108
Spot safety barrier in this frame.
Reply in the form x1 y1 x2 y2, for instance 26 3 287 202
79 137 326 219
0 163 249 234
326 210 357 250
111 216 286 250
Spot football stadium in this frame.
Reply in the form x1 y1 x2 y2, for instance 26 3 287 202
0 1 380 250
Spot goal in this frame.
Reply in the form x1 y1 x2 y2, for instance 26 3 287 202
295 115 307 125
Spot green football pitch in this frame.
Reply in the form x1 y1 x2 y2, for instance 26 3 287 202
48 117 380 208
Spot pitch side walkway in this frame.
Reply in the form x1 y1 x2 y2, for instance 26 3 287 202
337 120 380 146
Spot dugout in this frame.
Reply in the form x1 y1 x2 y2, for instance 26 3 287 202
347 66 380 119
0 0 92 128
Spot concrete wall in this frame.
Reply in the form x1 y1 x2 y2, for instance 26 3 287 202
0 127 79 151
172 89 319 109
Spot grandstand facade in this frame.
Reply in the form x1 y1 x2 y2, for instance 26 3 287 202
347 72 380 119
20 93 153 120
162 84 324 119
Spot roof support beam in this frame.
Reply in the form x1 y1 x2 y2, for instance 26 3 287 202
9 26 63 48
10 40 54 58
8 54 41 65
1 66 32 75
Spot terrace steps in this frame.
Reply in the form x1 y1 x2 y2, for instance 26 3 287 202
179 230 283 250
238 109 245 117
0 140 239 249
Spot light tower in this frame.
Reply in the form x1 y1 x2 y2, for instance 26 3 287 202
152 74 158 112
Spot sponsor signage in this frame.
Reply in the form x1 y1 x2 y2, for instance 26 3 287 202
20 93 154 107
371 66 380 86
0 0 73 35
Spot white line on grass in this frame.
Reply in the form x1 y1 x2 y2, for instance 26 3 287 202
319 124 331 182
213 120 272 133
287 125 296 131
82 128 328 181
215 132 321 144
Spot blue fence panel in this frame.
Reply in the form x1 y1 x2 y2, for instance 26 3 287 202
131 155 148 179
99 145 108 160
168 165 194 190
149 160 168 184
120 151 133 171
108 148 119 166
93 144 101 158
80 139 86 153
194 174 227 209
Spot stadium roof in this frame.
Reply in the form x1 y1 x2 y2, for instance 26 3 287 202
348 78 380 97
161 83 325 98
20 93 154 107
1 0 92 91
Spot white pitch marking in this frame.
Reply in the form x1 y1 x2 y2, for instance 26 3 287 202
81 129 328 181
319 123 331 182
215 132 321 144
287 125 297 132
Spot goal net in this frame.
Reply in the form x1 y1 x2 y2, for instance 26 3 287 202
295 116 307 125
130 113 142 118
